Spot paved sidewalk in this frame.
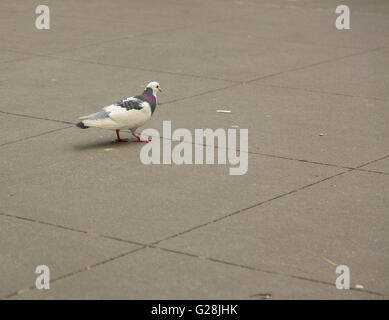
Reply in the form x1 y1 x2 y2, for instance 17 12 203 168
0 0 388 299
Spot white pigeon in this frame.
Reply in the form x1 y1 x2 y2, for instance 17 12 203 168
76 81 162 142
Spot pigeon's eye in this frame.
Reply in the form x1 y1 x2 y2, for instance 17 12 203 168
156 85 159 88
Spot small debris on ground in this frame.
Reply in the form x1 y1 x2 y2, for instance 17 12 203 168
216 109 231 113
323 257 338 267
252 293 272 300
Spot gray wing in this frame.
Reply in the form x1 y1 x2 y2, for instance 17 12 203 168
88 110 111 120
116 97 145 110
80 97 145 121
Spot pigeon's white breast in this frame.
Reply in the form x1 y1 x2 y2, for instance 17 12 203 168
109 102 152 130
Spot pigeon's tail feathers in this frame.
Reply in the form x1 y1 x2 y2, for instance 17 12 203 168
79 112 99 120
76 121 89 129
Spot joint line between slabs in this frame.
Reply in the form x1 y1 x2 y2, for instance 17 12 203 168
0 108 370 174
244 45 386 85
1 109 387 174
251 83 389 103
1 201 386 299
0 126 73 148
2 246 147 300
153 152 389 247
0 110 74 125
151 169 352 246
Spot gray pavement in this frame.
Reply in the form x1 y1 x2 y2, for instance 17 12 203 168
0 0 388 299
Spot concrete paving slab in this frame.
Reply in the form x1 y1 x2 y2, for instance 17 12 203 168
0 0 261 55
255 48 389 101
53 25 362 82
0 0 387 300
146 84 389 168
0 126 342 244
0 50 32 64
0 12 134 55
161 170 389 296
292 0 389 16
1 0 278 25
0 56 231 122
0 2 186 55
0 214 140 298
48 0 258 25
202 3 389 50
0 113 68 146
361 157 389 174
11 247 381 299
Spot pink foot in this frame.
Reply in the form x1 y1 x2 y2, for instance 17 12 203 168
135 136 152 143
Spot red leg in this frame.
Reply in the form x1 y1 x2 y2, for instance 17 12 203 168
114 130 128 142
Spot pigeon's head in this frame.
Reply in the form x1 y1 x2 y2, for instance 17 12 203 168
145 81 162 95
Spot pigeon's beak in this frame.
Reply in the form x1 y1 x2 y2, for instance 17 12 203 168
158 87 163 92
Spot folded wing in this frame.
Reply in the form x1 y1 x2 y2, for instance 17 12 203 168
80 97 150 130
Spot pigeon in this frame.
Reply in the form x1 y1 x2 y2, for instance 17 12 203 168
76 81 162 142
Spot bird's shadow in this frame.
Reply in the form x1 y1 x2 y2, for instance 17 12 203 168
72 138 141 151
